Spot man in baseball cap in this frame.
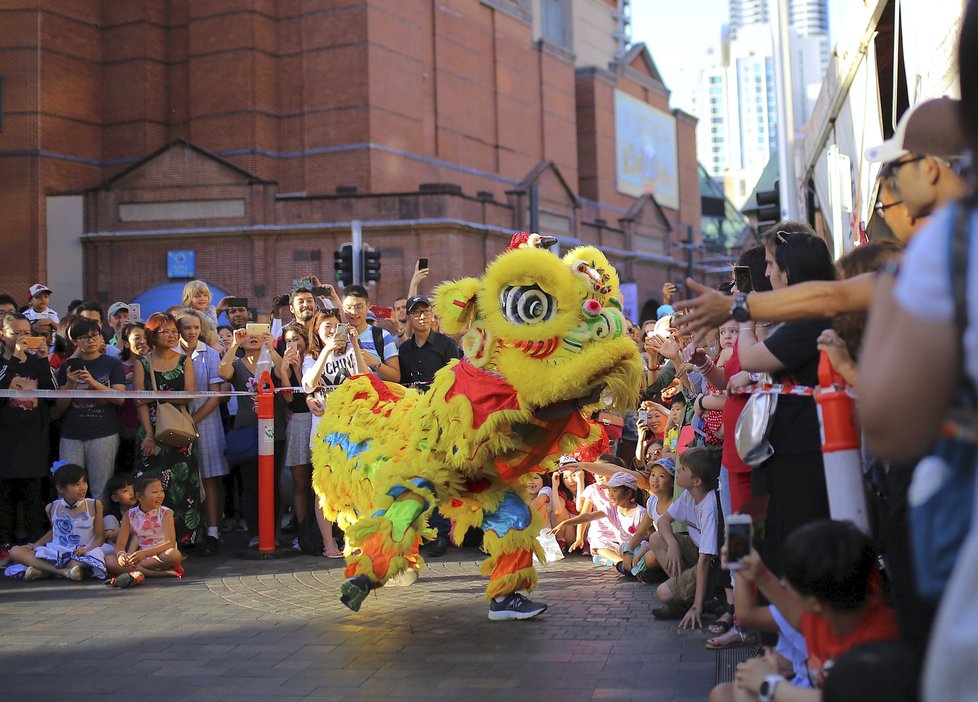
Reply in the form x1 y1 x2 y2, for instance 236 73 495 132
864 97 969 219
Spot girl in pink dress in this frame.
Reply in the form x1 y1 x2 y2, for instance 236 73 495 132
110 473 184 578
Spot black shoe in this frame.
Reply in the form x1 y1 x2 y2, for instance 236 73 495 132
615 561 636 579
422 536 449 558
340 575 375 612
488 592 548 621
652 603 686 620
198 535 219 557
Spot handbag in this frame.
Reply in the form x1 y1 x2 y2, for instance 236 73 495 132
147 355 198 448
909 204 978 602
224 426 259 463
735 372 777 466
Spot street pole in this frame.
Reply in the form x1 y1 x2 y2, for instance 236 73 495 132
770 0 799 220
352 219 363 285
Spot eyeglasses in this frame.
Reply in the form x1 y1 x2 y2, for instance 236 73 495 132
409 309 431 318
874 199 904 215
343 304 367 312
75 333 102 343
889 154 926 174
157 328 180 336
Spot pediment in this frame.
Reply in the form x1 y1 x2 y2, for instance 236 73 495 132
510 160 579 209
619 192 672 233
98 139 272 191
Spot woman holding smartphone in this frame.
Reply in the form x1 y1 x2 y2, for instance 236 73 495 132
278 323 315 536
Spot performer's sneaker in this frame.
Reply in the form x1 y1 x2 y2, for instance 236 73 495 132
488 592 548 621
340 575 375 612
384 568 419 587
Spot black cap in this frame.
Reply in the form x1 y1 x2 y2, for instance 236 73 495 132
405 295 431 313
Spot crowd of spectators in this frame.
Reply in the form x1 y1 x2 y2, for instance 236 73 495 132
1 4 976 699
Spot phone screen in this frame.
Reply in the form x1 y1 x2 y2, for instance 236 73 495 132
418 258 428 270
726 520 752 569
638 409 649 424
734 266 753 293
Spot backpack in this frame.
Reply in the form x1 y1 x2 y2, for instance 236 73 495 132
370 325 386 364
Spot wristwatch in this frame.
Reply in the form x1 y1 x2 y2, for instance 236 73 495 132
730 292 751 323
759 674 786 702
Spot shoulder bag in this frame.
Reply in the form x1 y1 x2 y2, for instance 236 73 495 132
147 354 198 448
735 372 777 466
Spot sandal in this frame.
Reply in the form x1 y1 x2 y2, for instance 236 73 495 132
708 610 735 635
323 546 344 559
705 626 759 650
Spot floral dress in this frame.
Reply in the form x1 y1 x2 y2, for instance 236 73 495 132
137 356 202 546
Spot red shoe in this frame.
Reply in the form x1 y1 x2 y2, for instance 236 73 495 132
173 565 185 578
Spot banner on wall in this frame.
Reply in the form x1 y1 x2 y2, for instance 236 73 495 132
620 283 639 324
614 90 679 209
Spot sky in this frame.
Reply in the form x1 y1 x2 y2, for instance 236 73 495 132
630 0 848 106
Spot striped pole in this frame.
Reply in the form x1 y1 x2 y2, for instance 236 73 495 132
815 351 870 534
256 370 276 553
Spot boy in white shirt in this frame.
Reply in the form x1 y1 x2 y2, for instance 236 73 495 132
23 284 59 324
648 446 721 629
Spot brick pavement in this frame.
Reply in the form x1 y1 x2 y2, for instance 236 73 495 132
0 541 717 701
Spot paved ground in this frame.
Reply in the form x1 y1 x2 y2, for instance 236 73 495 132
0 538 718 701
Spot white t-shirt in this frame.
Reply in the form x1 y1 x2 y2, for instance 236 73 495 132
894 203 978 390
667 489 719 555
645 493 668 526
606 504 647 543
307 346 358 387
23 307 59 324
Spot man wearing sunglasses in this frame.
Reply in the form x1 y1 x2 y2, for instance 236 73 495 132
675 97 969 337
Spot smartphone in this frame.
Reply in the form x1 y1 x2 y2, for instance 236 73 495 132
734 266 753 293
335 323 349 337
418 258 428 271
292 276 316 291
23 336 44 350
245 323 270 336
726 514 753 570
128 303 141 322
65 358 85 372
313 287 336 312
371 306 393 320
638 409 649 425
226 297 248 309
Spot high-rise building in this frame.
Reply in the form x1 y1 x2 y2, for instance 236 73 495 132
693 0 828 206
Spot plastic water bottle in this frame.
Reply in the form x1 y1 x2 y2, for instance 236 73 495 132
255 343 273 381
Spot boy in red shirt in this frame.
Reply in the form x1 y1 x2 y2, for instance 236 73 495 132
718 520 899 701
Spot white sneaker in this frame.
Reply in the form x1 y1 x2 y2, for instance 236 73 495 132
24 566 45 581
67 565 84 581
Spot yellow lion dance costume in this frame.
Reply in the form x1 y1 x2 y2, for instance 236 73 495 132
312 233 643 619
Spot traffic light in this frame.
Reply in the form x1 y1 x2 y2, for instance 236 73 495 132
755 180 781 230
334 244 354 286
361 247 382 283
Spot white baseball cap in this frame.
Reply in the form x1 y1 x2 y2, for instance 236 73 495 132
864 97 966 163
28 283 52 298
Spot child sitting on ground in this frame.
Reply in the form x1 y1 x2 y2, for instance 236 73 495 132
619 456 676 580
109 473 185 580
648 446 722 629
102 473 138 577
527 472 553 528
549 471 646 567
6 462 107 581
713 520 899 701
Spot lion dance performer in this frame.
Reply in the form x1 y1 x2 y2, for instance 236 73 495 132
311 233 643 620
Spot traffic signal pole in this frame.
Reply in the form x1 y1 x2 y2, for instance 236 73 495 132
351 219 363 285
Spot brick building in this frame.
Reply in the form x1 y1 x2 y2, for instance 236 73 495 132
1 0 713 321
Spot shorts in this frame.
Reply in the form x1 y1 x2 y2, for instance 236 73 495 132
284 412 313 467
663 532 703 605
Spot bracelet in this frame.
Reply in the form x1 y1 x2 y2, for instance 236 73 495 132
695 356 714 373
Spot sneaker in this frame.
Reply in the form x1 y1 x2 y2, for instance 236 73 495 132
488 592 548 621
198 535 219 557
66 565 84 581
24 566 46 581
221 517 236 533
247 536 259 548
107 572 144 589
236 519 249 533
339 575 375 612
385 568 419 587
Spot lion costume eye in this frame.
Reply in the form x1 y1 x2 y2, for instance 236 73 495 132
499 285 556 324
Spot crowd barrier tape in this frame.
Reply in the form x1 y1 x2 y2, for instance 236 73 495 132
0 381 429 401
726 383 859 400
